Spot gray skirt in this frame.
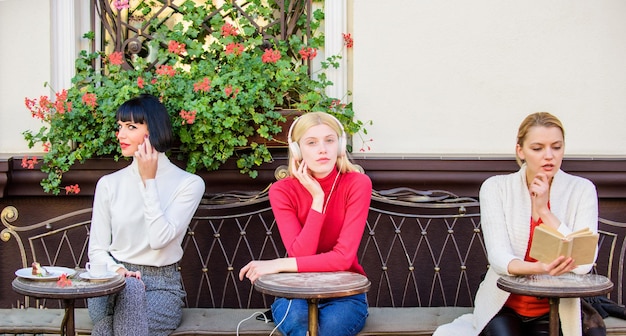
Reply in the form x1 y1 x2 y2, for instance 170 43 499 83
87 262 186 336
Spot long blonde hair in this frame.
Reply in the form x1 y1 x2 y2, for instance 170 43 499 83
515 112 565 166
287 112 360 175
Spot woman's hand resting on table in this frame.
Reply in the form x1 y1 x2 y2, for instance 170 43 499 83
508 255 577 277
239 258 297 284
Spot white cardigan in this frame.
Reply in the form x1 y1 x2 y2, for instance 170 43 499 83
88 153 205 272
434 165 598 336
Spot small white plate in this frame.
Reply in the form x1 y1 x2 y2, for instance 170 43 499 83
15 266 77 281
79 272 118 281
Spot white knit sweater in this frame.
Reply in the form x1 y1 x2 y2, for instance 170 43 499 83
88 153 205 272
434 165 598 336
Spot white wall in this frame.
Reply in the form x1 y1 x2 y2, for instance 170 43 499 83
353 1 626 157
0 0 51 153
2 1 625 157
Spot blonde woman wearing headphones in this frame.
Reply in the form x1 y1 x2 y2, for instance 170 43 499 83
239 112 372 336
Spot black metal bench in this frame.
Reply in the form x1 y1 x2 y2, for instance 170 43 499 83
1 188 625 335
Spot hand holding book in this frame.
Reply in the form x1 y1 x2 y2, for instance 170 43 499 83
529 224 599 265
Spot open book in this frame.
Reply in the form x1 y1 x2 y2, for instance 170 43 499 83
529 224 599 265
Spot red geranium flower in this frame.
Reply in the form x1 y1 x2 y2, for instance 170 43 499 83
82 93 97 108
108 52 124 66
298 47 318 60
64 184 81 195
221 23 238 37
57 274 72 287
180 110 197 125
168 40 187 56
261 49 281 63
225 43 244 56
21 156 38 169
156 65 176 77
343 33 354 48
193 78 211 93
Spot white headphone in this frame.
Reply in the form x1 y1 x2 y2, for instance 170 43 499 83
287 113 347 161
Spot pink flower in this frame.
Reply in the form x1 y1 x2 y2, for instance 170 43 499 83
223 85 240 99
298 47 318 60
221 23 238 37
156 65 176 77
137 77 145 89
343 33 354 48
56 274 72 287
193 78 211 93
168 40 187 55
225 43 244 56
64 184 81 195
53 89 71 114
21 156 38 169
25 97 47 120
39 95 51 111
330 99 346 109
82 93 97 108
108 52 124 65
261 49 281 63
113 0 129 10
180 110 197 125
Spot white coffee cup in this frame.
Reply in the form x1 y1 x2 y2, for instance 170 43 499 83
85 262 108 278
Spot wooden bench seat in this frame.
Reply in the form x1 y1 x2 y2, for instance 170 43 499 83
1 307 626 335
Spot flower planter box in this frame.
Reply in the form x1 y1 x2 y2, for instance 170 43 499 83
244 109 303 148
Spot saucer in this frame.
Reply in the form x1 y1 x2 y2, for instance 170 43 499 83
79 272 118 281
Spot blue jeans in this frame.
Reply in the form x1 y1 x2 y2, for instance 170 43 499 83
271 293 368 336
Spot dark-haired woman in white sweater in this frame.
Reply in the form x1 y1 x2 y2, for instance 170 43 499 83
88 94 205 336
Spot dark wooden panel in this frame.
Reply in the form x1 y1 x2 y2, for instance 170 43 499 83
2 155 626 198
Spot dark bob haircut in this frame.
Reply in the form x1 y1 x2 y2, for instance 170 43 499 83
116 94 173 152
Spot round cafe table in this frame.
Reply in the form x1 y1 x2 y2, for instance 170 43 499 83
12 269 125 336
497 273 613 336
254 271 371 336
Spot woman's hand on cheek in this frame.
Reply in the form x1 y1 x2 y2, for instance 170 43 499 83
529 174 549 200
135 135 158 182
529 173 552 219
291 158 323 198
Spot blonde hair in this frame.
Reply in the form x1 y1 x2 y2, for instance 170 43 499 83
287 112 360 175
515 112 565 166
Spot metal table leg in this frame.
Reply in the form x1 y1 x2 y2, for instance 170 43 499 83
307 298 319 336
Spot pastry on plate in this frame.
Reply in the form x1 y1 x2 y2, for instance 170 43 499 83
31 262 50 276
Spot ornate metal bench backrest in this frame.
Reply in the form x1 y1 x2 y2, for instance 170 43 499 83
595 217 626 305
2 191 625 309
362 188 484 307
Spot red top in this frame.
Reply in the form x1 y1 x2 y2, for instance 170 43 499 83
504 215 550 317
269 168 372 276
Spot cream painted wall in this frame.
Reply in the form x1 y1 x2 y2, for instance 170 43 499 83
352 1 626 157
2 1 625 157
0 0 51 153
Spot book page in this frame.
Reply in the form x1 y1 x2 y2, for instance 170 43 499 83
529 224 598 264
569 234 599 265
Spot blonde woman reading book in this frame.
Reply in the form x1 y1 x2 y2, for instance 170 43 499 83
434 112 598 336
